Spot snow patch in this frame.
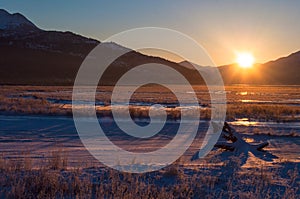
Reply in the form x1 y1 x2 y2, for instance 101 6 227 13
0 9 37 30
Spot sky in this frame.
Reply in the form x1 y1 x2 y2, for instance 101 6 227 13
1 0 300 66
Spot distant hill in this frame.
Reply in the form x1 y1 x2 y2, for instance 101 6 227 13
0 9 299 85
260 51 300 84
219 51 300 85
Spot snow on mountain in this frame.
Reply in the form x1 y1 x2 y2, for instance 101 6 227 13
0 9 38 31
179 60 206 70
0 9 100 57
102 41 130 51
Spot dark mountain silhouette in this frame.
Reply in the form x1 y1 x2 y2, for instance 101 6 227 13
0 9 39 32
0 9 299 85
219 51 300 85
260 51 300 84
0 9 205 85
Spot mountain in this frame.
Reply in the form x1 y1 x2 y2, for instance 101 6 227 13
0 9 99 57
0 9 39 32
0 9 299 85
0 9 100 85
260 51 300 84
0 9 205 85
179 61 201 69
219 51 300 85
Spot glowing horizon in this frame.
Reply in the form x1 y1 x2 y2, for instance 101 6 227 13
1 1 300 66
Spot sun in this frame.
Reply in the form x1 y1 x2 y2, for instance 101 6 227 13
236 52 255 68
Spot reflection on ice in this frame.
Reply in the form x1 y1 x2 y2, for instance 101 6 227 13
230 118 258 126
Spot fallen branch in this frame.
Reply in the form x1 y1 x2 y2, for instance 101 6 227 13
215 122 269 152
192 122 277 162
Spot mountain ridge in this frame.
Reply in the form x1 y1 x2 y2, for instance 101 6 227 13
0 9 39 32
0 9 205 85
0 9 299 85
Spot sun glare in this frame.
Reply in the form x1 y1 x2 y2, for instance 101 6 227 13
236 52 255 68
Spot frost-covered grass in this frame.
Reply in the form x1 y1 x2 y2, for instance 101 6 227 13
0 151 299 199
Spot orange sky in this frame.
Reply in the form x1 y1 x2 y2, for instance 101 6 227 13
2 1 300 66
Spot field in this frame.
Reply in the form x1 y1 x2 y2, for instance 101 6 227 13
1 85 300 121
0 85 299 198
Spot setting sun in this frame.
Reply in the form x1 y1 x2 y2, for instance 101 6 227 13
236 52 255 68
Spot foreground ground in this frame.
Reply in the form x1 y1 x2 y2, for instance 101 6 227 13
0 115 299 198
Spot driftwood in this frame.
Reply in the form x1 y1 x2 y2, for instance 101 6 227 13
215 122 269 152
192 122 278 162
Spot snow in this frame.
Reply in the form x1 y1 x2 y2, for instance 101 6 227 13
102 41 130 51
0 115 298 166
0 9 36 30
0 114 298 197
179 61 199 70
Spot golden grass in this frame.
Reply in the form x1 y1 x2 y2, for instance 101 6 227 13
0 151 298 199
1 85 300 122
227 104 300 121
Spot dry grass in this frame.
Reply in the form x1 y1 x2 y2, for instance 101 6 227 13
227 104 300 122
0 151 298 199
1 85 300 122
